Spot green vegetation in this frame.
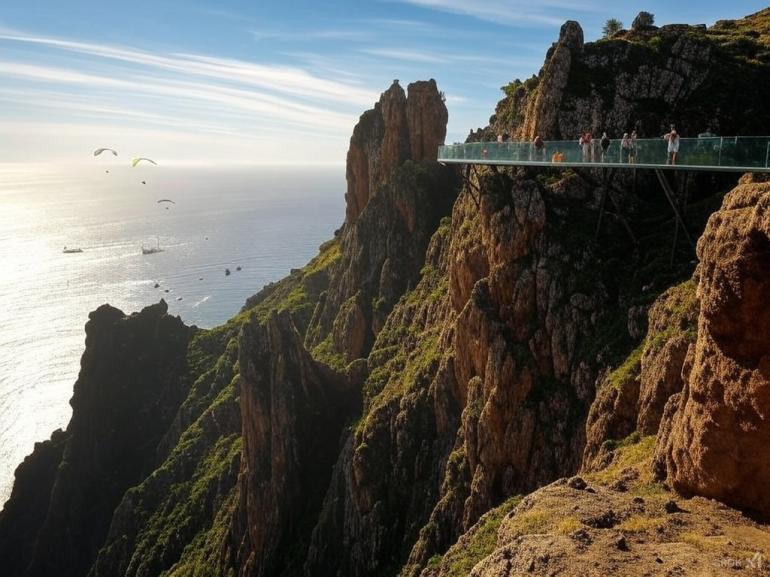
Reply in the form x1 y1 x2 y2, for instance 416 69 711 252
233 237 341 328
606 342 644 389
631 11 655 30
603 18 623 38
587 433 664 496
311 334 348 373
437 496 522 577
599 278 697 391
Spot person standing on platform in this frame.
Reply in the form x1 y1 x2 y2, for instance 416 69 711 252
664 127 680 165
579 132 592 162
621 132 633 163
630 130 638 163
533 135 545 160
600 132 611 162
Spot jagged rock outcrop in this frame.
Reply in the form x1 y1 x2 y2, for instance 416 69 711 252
0 429 69 577
309 79 454 367
89 327 241 577
6 9 770 577
582 281 698 470
346 80 447 223
657 175 770 518
232 311 358 577
0 301 195 577
492 9 770 141
521 20 583 139
307 160 457 363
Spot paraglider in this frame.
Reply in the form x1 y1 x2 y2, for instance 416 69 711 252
141 181 146 185
131 157 157 167
94 148 118 157
157 199 175 204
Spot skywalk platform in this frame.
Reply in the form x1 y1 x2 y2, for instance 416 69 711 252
438 136 770 173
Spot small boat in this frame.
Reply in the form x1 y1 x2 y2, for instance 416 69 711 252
225 268 231 276
236 266 242 271
62 246 83 254
142 236 164 255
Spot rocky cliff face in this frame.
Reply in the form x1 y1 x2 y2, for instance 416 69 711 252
5 9 770 577
231 311 358 577
345 80 447 223
656 174 770 519
0 302 195 577
491 10 770 141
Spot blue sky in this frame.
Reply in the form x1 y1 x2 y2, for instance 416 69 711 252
1 0 768 164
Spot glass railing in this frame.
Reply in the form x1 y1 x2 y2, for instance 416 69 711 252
438 136 770 171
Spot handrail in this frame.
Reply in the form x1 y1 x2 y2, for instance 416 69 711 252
438 136 770 172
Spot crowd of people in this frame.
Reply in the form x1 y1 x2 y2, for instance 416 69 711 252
490 125 684 165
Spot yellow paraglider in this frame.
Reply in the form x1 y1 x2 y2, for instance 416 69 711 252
131 157 158 167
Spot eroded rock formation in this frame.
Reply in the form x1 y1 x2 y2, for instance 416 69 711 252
658 175 770 518
232 311 357 577
346 80 447 223
0 301 195 577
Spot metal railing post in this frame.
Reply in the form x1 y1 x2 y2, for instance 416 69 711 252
766 142 770 168
718 137 723 166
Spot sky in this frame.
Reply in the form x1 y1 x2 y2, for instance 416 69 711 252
2 0 769 165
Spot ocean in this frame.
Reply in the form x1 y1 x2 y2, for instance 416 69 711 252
0 163 345 505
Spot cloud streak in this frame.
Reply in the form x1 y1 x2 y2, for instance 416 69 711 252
390 0 598 27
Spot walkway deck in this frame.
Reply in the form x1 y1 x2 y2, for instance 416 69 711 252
438 136 770 172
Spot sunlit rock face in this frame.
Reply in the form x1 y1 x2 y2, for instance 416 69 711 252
345 79 447 224
658 175 770 519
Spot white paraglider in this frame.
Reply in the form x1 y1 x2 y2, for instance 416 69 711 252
131 157 158 167
94 148 118 157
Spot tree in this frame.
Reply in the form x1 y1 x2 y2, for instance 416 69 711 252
603 18 623 38
631 11 655 30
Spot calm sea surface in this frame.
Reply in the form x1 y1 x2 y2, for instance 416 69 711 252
0 163 345 505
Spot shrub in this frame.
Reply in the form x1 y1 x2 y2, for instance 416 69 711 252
632 11 655 30
603 18 623 38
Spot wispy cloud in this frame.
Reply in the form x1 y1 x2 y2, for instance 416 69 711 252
251 28 369 42
0 28 391 163
390 0 599 27
0 31 379 107
359 48 444 64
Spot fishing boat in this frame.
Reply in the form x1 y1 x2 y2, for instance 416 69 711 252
142 236 164 255
62 246 83 253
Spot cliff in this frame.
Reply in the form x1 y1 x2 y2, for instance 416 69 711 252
4 8 770 577
0 302 196 577
489 10 770 141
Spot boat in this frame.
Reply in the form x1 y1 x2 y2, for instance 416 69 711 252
142 236 164 255
62 246 83 253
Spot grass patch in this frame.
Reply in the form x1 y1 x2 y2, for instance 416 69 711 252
439 496 522 577
555 516 582 534
619 515 667 533
311 334 347 373
587 434 665 497
606 342 644 390
505 509 552 537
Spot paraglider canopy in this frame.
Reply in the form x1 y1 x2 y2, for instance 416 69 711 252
94 148 118 157
131 157 157 167
157 199 176 204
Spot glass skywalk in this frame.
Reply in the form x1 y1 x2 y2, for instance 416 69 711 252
438 136 770 172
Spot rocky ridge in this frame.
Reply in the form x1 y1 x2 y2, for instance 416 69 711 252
3 9 770 577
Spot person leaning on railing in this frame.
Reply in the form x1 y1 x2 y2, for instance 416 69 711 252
664 127 680 165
